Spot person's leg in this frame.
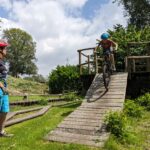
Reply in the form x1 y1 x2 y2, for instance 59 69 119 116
110 54 116 71
0 112 7 133
0 94 13 137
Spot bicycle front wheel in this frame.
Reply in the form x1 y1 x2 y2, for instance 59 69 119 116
103 64 111 90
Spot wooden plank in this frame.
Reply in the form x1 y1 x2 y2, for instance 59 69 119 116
49 130 109 142
64 118 102 123
68 113 104 118
46 134 105 147
6 112 17 121
81 103 123 107
72 110 107 115
61 120 101 127
6 106 51 127
58 124 101 130
67 115 105 120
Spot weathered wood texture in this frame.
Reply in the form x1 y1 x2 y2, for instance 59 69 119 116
45 73 128 147
5 106 51 127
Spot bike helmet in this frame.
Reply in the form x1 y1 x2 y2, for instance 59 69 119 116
0 39 8 48
101 33 110 40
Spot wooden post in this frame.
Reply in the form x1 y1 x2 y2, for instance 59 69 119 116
147 57 150 72
125 57 128 72
78 51 82 75
88 55 90 74
133 59 136 72
94 48 98 74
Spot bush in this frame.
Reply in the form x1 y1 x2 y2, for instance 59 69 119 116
38 99 48 105
64 92 79 101
124 100 143 118
136 93 150 110
105 112 127 139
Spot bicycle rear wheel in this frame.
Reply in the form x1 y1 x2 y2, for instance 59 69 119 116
103 64 111 90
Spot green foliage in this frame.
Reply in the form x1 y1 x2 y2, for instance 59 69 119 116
3 28 37 77
124 100 143 118
136 93 150 110
64 92 79 101
38 99 48 105
108 25 150 70
49 65 80 94
114 0 150 28
24 74 47 83
105 112 127 139
7 76 48 95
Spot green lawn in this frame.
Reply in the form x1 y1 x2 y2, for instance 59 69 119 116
0 101 100 150
9 95 63 102
0 101 149 150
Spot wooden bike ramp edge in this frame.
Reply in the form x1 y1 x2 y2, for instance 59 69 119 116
45 73 128 147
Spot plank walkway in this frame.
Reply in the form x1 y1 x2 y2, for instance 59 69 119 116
5 106 51 127
45 73 128 147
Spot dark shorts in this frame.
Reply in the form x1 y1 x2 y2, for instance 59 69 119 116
0 88 9 113
103 49 112 55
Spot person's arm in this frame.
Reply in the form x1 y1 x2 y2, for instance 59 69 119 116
94 39 101 52
110 40 118 51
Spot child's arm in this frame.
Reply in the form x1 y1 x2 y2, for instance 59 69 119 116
110 40 118 51
94 39 101 52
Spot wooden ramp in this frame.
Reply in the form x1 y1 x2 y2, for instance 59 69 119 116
45 73 128 147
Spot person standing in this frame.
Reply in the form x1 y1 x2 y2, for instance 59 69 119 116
0 39 13 137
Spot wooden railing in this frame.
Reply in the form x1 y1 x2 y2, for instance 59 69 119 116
78 47 103 75
125 56 150 73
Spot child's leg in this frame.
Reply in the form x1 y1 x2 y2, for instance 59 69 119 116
0 112 7 133
110 54 116 71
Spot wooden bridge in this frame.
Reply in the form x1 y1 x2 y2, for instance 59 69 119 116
45 73 128 147
45 41 150 147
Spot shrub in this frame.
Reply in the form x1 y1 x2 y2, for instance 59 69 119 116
105 112 127 139
64 92 78 101
124 100 143 118
136 93 150 110
38 99 48 105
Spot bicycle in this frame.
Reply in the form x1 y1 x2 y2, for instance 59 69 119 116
95 39 113 91
102 51 112 91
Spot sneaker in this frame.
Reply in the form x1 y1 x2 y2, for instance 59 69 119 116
0 131 14 137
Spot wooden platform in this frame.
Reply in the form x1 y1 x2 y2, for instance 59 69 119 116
45 73 128 147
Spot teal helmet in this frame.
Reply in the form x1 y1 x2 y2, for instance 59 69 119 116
101 33 110 40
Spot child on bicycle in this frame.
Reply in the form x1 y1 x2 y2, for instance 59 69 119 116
96 33 118 71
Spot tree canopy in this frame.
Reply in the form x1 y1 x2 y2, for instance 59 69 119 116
49 65 80 94
108 25 150 70
114 0 150 28
3 28 37 77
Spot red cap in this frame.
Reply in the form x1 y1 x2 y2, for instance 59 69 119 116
0 40 8 47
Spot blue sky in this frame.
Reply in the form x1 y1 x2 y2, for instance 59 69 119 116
0 0 127 76
82 0 109 19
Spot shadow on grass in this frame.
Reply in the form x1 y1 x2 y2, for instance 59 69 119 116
61 110 74 117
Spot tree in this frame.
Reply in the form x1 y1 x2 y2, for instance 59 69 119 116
114 0 150 28
107 25 150 70
49 65 80 94
3 28 37 77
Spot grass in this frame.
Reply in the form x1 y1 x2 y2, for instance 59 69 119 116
0 101 101 150
9 95 64 102
7 76 48 95
104 110 150 150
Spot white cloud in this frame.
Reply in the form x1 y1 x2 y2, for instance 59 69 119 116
0 0 12 10
58 0 88 8
0 0 127 76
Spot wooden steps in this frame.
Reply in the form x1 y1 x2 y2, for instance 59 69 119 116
45 73 128 147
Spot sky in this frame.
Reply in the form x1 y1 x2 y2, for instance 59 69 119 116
0 0 127 77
